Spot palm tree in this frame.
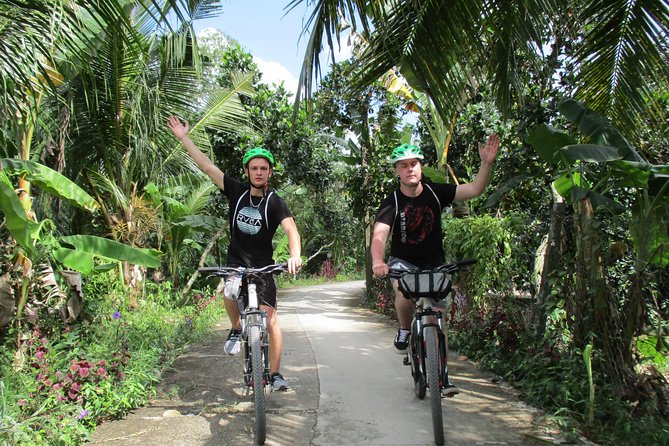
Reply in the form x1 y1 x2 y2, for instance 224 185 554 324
1 1 252 297
290 0 669 138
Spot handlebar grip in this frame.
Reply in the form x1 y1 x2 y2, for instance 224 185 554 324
198 267 221 273
454 258 477 267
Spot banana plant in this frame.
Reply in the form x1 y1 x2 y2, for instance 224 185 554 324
528 98 668 267
527 98 668 376
0 159 162 329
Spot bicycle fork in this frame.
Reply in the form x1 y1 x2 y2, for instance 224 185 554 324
242 310 269 386
405 306 449 390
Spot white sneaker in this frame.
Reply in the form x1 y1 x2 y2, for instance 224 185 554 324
394 328 411 354
224 329 241 355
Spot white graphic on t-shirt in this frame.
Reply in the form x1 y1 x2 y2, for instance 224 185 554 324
236 206 262 235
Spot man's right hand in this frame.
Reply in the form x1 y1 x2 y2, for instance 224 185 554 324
372 262 389 278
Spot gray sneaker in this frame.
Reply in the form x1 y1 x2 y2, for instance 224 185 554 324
271 373 289 391
442 381 460 397
224 328 241 355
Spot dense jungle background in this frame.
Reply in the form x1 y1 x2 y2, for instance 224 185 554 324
1 1 668 445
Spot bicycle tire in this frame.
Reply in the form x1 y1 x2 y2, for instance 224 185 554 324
249 325 266 444
425 326 444 446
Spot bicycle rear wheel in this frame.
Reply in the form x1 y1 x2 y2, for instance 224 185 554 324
425 326 444 446
249 325 266 444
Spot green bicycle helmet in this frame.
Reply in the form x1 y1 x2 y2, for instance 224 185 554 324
389 143 424 164
242 147 275 168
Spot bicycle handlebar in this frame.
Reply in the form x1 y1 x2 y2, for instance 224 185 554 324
198 263 288 277
387 258 477 279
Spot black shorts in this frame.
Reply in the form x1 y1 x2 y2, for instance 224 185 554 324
221 273 278 309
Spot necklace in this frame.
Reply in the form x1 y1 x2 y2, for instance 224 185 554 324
250 193 265 209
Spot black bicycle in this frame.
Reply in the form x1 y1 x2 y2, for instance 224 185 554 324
198 263 287 445
388 259 476 446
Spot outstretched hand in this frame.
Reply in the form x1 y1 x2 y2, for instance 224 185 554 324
478 134 500 165
167 115 189 141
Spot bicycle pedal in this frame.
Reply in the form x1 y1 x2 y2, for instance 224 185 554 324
403 355 410 366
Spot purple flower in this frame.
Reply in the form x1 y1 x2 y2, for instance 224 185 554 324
78 409 90 420
113 311 121 320
186 318 191 325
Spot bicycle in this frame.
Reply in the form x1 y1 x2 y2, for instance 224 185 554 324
388 259 476 446
198 263 287 445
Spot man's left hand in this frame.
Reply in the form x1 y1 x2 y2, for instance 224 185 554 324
479 133 500 165
287 257 302 275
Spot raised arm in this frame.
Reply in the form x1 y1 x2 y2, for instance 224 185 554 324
167 115 225 191
371 221 391 278
454 133 499 202
280 216 302 274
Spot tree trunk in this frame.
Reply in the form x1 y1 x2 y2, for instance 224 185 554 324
534 187 566 336
573 197 631 387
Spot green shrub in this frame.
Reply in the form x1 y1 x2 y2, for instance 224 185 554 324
0 276 226 444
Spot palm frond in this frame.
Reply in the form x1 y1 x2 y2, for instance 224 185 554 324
574 0 669 133
160 70 255 173
183 181 217 214
289 0 373 106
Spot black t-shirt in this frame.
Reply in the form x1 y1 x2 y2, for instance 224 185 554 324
374 181 457 268
222 176 292 267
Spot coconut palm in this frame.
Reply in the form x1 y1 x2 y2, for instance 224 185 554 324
0 1 252 303
290 0 669 137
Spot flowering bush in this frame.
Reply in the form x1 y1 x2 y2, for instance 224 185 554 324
368 278 397 319
317 259 338 280
21 322 130 413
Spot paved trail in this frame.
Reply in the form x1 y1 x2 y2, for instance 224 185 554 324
89 281 564 446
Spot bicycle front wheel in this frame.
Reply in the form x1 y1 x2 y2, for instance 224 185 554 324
249 325 266 444
425 325 444 446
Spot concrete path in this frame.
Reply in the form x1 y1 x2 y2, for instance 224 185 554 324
89 281 565 446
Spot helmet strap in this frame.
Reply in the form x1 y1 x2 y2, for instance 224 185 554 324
250 182 268 193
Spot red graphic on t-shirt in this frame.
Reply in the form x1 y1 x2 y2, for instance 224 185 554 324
402 203 435 245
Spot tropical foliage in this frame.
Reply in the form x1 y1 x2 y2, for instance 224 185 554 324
1 1 668 445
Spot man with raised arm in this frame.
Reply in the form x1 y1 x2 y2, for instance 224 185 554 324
168 115 302 391
371 135 499 396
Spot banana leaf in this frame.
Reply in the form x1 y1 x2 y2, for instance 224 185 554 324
59 235 162 268
0 179 39 257
0 158 98 211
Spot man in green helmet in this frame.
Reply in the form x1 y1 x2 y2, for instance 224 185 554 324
371 135 499 396
168 115 302 391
